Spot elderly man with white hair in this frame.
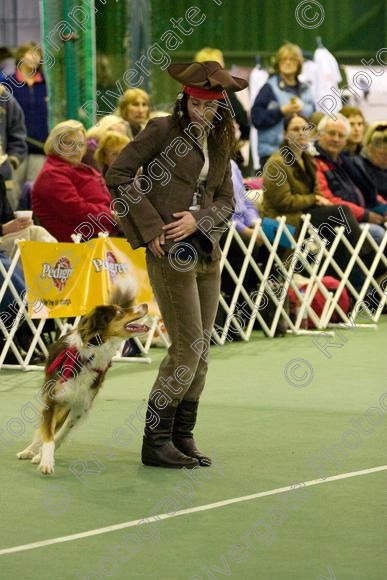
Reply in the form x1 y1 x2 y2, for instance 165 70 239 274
315 113 387 243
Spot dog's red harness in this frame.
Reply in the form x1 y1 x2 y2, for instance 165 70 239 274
46 348 107 382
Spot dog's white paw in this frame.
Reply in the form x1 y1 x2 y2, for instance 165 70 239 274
31 453 41 464
39 461 55 475
17 449 36 460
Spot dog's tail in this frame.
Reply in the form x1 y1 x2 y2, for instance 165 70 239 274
110 276 138 308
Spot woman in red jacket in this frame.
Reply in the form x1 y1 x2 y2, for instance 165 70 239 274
32 120 119 242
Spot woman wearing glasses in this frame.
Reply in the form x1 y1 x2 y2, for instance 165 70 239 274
252 43 315 168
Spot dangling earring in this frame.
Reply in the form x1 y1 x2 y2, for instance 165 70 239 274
177 91 184 117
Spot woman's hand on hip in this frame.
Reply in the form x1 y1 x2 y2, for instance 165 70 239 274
148 232 166 258
163 211 198 241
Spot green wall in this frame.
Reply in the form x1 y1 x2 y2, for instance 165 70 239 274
149 0 387 107
43 0 386 123
151 0 386 57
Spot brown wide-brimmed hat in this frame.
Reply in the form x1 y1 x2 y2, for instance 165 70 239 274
167 61 248 93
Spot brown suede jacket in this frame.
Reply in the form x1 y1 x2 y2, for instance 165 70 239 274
105 115 234 260
262 148 319 228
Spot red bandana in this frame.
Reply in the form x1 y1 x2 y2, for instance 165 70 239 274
46 347 106 383
183 85 225 100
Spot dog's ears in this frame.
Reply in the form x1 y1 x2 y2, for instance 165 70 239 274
78 305 117 343
91 306 117 332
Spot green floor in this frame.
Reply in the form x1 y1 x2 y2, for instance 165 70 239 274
0 318 386 579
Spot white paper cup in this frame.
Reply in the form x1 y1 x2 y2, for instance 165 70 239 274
14 210 33 219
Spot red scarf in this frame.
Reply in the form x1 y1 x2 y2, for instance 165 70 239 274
46 347 107 382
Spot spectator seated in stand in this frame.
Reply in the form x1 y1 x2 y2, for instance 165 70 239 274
231 160 296 249
16 181 33 210
0 174 55 258
315 114 387 243
220 160 296 299
251 43 315 168
0 175 52 363
0 46 15 82
32 120 121 242
261 114 384 289
95 131 130 176
340 106 366 157
0 84 27 207
83 115 129 170
356 122 387 202
117 88 151 140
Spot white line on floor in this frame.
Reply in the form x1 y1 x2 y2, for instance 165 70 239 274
1 464 385 556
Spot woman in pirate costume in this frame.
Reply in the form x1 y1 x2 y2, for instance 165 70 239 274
107 61 248 468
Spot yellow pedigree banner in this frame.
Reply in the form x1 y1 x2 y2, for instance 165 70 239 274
19 238 155 319
103 237 153 306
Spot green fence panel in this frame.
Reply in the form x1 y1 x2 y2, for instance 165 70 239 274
41 0 96 128
95 0 151 114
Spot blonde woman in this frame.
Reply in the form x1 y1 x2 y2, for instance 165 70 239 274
83 114 128 169
194 47 224 66
118 88 150 139
359 122 387 201
252 42 315 167
32 120 119 241
95 131 130 176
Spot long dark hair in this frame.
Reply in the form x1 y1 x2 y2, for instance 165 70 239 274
281 113 313 151
172 91 236 155
282 113 316 188
283 113 310 134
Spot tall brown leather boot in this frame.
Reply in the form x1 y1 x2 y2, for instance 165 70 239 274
141 400 199 468
173 400 212 466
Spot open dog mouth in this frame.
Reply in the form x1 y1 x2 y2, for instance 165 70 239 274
124 318 150 334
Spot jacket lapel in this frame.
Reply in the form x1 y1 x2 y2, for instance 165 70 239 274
206 133 225 194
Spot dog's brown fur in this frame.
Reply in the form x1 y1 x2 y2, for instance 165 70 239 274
17 303 148 475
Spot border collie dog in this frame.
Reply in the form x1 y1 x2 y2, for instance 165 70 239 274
17 302 148 475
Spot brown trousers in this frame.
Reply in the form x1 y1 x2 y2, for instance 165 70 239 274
146 251 221 406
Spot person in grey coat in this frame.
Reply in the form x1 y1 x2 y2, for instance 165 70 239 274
0 85 28 194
